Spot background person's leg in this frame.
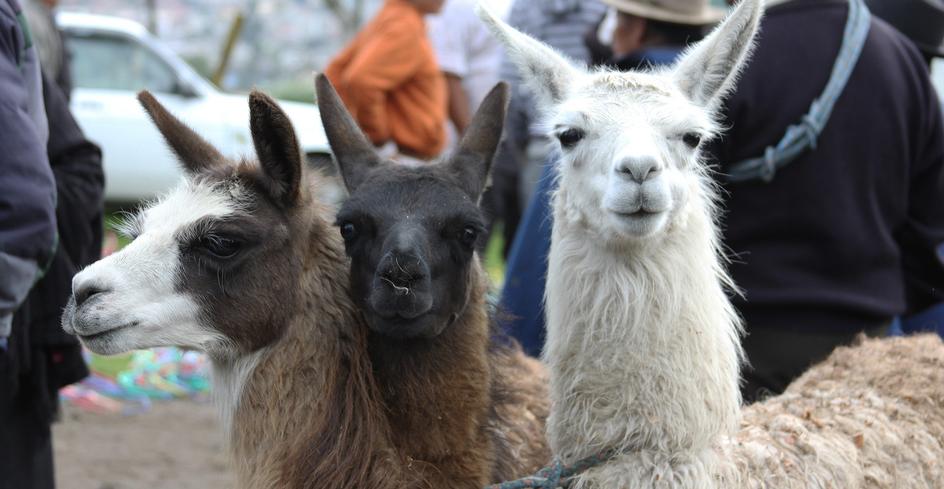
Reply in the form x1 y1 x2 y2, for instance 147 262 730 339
500 155 557 357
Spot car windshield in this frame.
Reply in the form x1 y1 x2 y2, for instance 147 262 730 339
67 32 178 93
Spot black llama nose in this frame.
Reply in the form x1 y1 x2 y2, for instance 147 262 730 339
377 253 427 291
74 282 109 308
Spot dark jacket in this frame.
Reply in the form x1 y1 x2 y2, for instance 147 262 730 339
5 71 103 404
706 0 944 333
0 69 102 489
0 0 57 338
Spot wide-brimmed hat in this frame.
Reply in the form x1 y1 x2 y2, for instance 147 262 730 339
602 0 726 25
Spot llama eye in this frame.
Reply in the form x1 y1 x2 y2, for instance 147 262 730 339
199 235 241 259
340 222 357 241
459 226 478 247
682 132 702 149
557 128 585 149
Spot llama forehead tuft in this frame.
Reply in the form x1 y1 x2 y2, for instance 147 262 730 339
549 76 715 139
136 178 252 236
587 70 675 98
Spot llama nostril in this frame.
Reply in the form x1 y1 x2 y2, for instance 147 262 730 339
74 282 109 308
380 268 424 289
618 158 661 183
378 256 428 295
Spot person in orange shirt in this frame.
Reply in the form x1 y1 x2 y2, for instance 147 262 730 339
325 0 447 160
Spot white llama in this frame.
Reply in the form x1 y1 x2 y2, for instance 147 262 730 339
479 0 944 487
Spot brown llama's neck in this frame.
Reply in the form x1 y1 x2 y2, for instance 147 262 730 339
368 263 494 487
225 214 401 489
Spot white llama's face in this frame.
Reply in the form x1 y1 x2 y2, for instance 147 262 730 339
62 183 240 355
549 75 716 240
478 0 761 241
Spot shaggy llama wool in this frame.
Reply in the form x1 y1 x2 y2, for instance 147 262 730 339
479 0 944 487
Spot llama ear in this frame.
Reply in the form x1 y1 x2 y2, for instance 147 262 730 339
137 91 225 175
448 82 509 200
248 90 302 207
671 0 763 111
476 3 582 108
314 74 382 193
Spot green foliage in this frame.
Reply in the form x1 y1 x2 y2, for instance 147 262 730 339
104 210 133 250
484 223 506 288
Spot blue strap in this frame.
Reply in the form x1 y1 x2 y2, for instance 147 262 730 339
485 450 618 489
724 0 872 183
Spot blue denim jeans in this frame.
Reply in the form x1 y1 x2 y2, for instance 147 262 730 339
499 153 557 357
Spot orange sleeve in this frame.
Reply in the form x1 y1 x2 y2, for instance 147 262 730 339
324 45 352 93
334 21 424 145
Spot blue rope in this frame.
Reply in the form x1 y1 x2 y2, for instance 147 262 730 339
724 0 872 183
485 450 617 489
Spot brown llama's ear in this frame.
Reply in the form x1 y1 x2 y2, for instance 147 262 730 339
248 90 303 207
448 82 509 200
137 91 225 175
314 74 381 193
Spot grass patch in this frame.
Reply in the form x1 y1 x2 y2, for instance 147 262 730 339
483 223 507 288
104 204 143 251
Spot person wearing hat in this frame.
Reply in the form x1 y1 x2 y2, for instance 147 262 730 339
707 0 944 402
499 0 721 358
594 0 723 69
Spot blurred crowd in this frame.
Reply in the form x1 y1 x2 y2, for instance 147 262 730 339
325 0 944 402
2 0 944 487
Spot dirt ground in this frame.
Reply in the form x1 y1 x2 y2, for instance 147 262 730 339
53 399 233 489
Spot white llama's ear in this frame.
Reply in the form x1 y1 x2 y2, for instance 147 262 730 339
671 0 763 110
449 82 509 200
475 3 583 107
314 74 382 193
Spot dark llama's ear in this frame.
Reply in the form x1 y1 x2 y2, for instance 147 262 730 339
248 90 303 207
137 90 225 175
314 74 382 193
448 82 509 200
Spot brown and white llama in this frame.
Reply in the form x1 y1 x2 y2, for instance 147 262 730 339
62 91 410 489
480 0 944 487
316 74 550 486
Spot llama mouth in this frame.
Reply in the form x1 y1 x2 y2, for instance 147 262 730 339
366 306 450 339
77 322 138 343
612 209 663 219
608 208 669 237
